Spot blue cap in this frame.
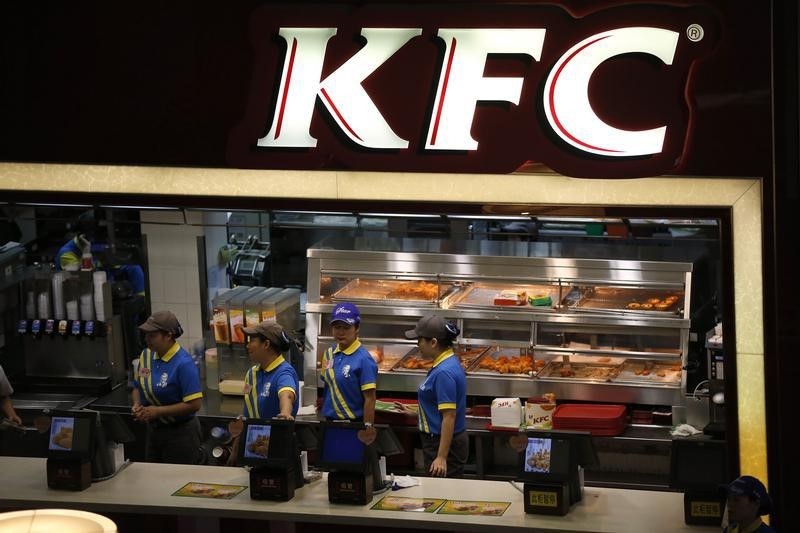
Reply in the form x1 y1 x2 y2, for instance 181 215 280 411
720 476 772 516
330 302 360 326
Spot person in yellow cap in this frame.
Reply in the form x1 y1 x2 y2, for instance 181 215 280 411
131 310 203 464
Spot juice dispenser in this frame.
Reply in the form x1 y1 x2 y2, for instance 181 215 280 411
211 286 250 347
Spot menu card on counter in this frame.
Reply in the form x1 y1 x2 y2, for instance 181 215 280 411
371 496 445 513
437 499 511 516
172 482 247 500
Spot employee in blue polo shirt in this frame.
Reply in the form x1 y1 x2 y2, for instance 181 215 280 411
241 320 299 419
405 315 468 478
321 302 387 491
131 310 203 464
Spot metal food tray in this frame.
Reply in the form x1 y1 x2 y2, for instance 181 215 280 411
566 287 684 315
469 347 536 377
614 360 682 384
537 361 621 382
368 344 418 371
392 345 491 372
454 345 491 370
449 283 563 310
392 347 434 372
331 278 458 306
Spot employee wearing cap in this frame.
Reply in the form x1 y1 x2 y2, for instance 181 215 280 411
405 315 468 478
242 320 299 420
321 302 387 490
721 475 775 532
131 310 203 464
320 303 378 431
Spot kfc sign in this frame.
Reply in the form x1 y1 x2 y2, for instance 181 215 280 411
229 4 719 177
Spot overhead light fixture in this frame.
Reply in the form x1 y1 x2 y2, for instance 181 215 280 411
357 212 438 218
273 210 353 215
447 214 531 220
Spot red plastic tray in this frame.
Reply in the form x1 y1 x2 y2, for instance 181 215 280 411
553 404 628 436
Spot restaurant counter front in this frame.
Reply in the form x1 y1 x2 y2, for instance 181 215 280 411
0 456 717 533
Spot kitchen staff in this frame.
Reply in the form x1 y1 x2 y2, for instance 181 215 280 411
405 315 468 478
320 302 385 490
56 212 146 295
131 310 203 464
241 320 299 419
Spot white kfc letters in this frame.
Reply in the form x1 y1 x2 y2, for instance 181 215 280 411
258 26 680 157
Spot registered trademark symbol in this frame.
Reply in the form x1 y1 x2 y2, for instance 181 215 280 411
686 24 704 42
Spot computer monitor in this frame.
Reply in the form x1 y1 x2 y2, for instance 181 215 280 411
315 421 368 473
236 418 295 468
669 438 728 491
46 410 98 461
517 429 596 483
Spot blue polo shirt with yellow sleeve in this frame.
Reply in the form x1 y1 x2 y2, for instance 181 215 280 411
320 339 378 420
243 356 299 419
133 342 203 426
417 349 466 435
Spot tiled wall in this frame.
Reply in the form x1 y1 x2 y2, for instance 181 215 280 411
140 210 205 353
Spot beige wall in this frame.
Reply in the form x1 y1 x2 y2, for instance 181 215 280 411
0 163 768 485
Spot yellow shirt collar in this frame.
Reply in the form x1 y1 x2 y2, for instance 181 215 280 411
157 342 181 362
262 355 286 373
338 339 362 355
433 348 455 368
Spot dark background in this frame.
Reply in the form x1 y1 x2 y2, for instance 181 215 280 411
0 1 770 178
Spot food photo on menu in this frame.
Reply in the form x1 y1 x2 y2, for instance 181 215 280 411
49 417 75 451
243 424 271 459
524 438 552 474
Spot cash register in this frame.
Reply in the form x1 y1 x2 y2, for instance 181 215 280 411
46 410 98 491
316 421 371 505
236 418 298 501
517 429 597 516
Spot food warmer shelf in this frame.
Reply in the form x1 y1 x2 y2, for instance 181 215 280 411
304 237 692 407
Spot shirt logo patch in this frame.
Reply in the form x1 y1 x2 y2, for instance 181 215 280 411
262 383 271 397
243 383 252 395
157 372 169 388
138 367 151 378
324 357 333 369
342 364 351 378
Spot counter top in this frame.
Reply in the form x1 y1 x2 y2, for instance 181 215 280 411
0 457 715 533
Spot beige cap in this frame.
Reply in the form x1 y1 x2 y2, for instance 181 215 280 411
138 310 183 337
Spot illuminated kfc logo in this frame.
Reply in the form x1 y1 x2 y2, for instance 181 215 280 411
230 4 718 177
258 26 680 157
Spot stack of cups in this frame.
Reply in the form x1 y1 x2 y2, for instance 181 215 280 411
37 291 51 319
93 271 107 322
79 292 94 321
25 290 36 319
52 272 66 320
66 299 79 321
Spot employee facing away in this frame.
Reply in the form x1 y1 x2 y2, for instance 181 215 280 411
56 212 146 296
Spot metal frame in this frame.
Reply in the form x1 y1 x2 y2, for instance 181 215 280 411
305 238 692 406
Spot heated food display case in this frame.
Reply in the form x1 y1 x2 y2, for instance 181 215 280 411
305 238 692 407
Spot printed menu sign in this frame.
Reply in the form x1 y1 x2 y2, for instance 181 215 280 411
172 482 247 500
371 496 445 513
437 500 511 516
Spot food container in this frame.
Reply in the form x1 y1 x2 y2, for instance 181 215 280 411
615 360 682 384
490 397 523 429
470 347 535 376
366 344 413 371
537 361 621 381
525 394 557 429
553 403 628 436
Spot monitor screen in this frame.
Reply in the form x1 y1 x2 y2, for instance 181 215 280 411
46 410 97 460
517 429 584 482
669 439 728 490
316 422 367 472
236 418 295 467
523 437 554 474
